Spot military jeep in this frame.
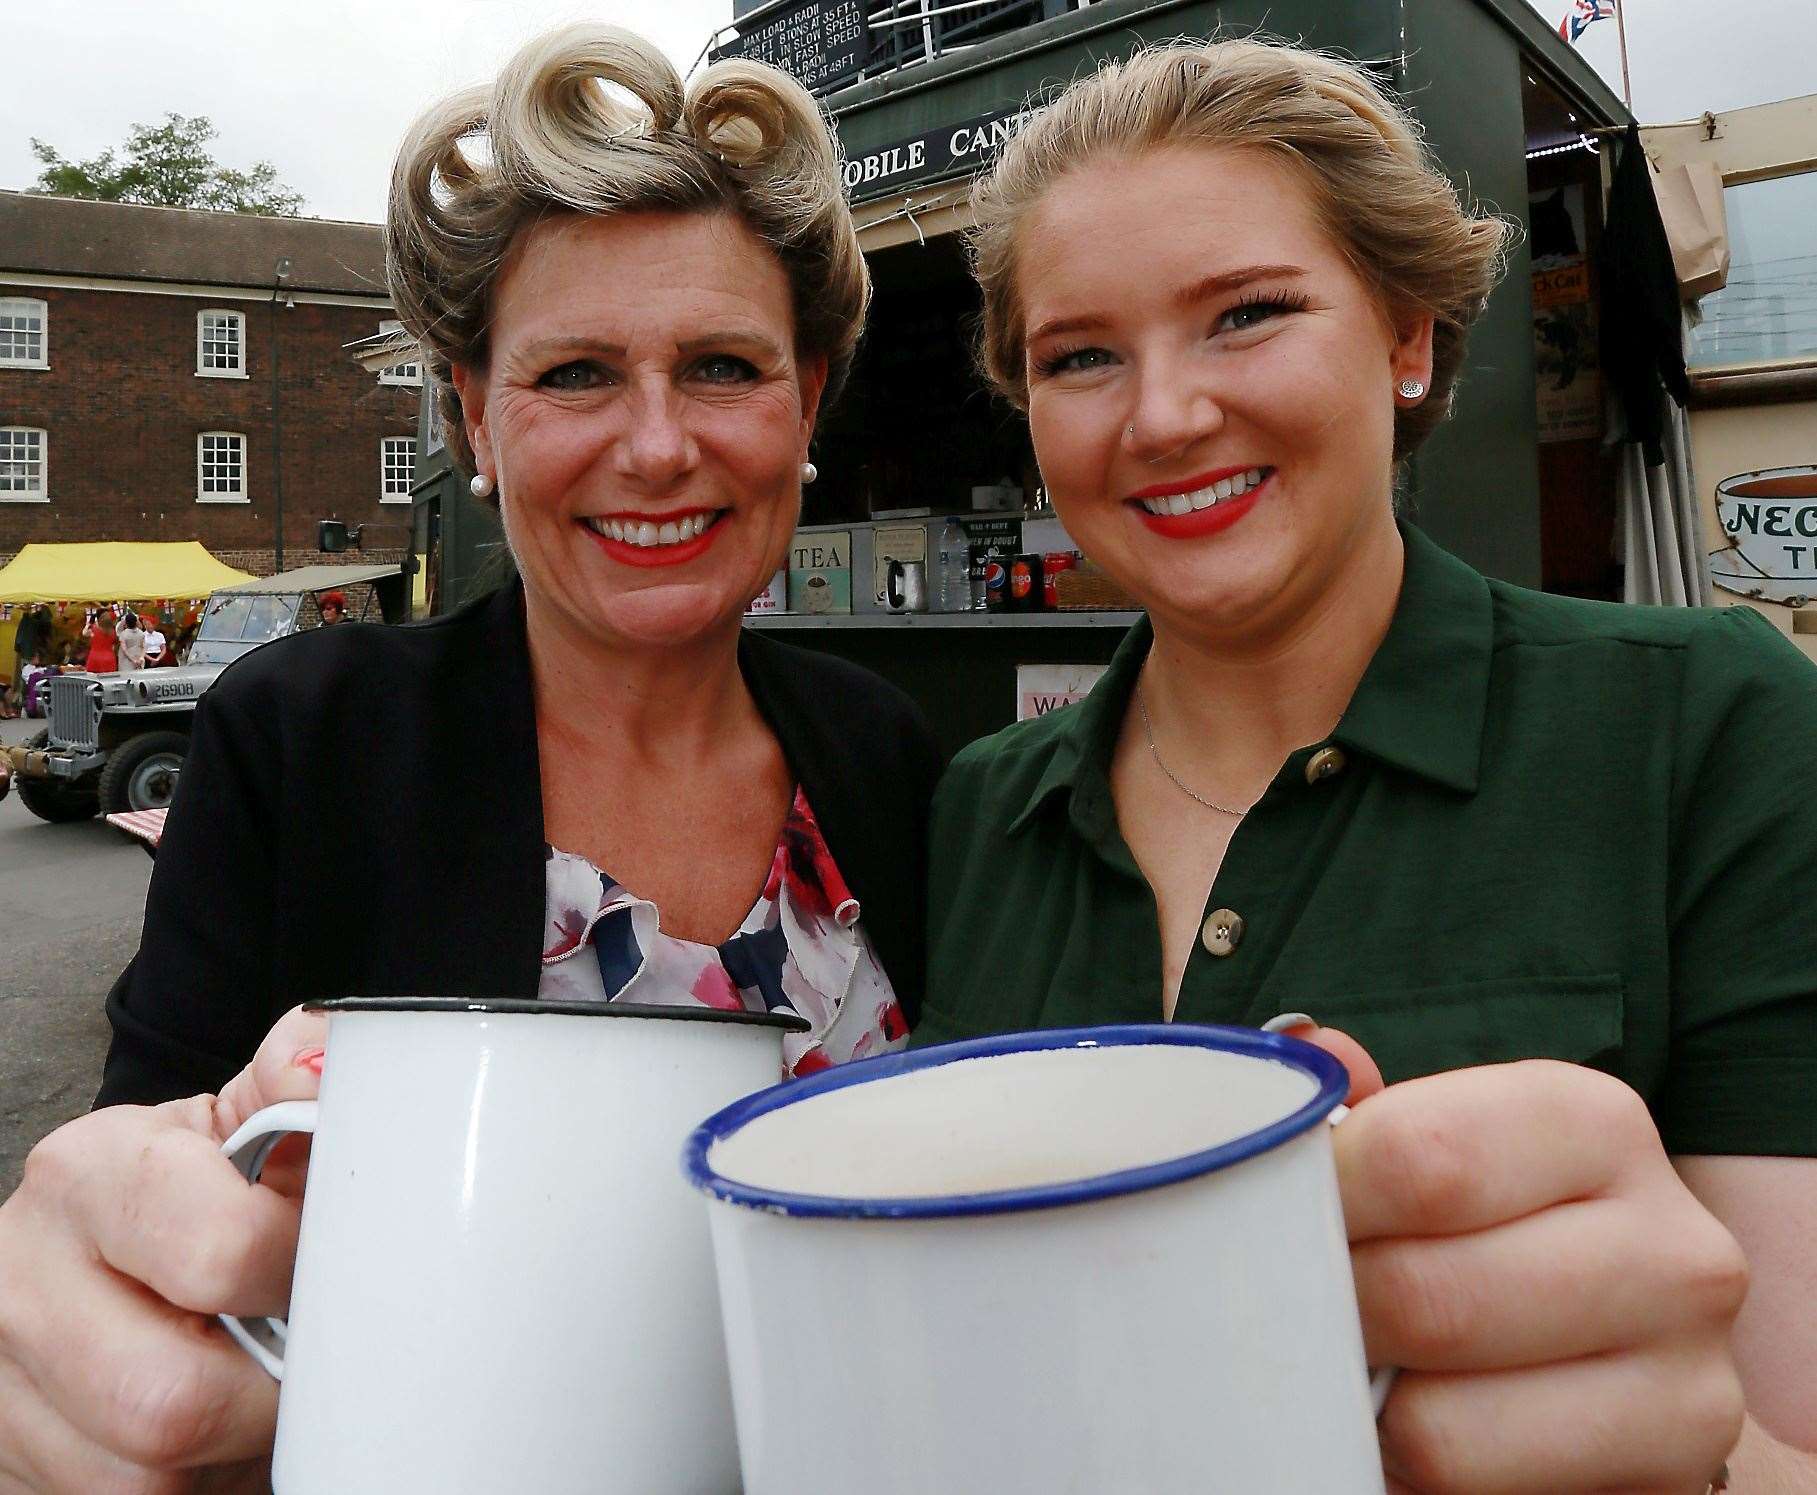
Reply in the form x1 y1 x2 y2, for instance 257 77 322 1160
7 564 407 822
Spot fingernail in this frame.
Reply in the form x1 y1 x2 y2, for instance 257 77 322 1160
292 1045 325 1074
1261 1011 1317 1035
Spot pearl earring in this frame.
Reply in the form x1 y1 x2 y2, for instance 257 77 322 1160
800 461 818 485
469 472 495 499
1397 379 1426 401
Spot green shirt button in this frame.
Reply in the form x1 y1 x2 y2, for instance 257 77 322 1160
1305 745 1347 784
1201 909 1245 957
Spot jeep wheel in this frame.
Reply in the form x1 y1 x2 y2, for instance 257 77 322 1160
99 731 189 814
14 729 100 824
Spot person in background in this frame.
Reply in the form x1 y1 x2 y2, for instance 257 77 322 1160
5 604 50 716
928 38 1815 1491
178 600 203 654
115 610 146 673
318 590 348 625
139 612 169 668
81 609 118 675
0 25 939 1492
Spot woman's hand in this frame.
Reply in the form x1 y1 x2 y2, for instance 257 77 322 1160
1298 1028 1748 1494
0 1008 327 1494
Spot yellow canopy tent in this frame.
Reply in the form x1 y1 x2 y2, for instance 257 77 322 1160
0 542 256 604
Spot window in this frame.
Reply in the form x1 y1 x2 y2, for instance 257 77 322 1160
1687 170 1817 368
197 432 247 501
197 310 247 377
0 427 47 501
0 298 48 369
382 435 416 501
377 319 422 386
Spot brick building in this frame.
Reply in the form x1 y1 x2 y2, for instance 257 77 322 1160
0 191 418 575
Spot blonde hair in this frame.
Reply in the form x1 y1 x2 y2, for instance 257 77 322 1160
387 24 869 477
969 38 1511 459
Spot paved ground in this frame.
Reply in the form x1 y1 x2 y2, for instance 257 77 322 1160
0 713 151 1199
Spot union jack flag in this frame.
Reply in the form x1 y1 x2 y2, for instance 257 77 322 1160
1558 0 1618 43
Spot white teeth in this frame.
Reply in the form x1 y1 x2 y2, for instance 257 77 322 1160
586 512 718 546
1138 468 1270 517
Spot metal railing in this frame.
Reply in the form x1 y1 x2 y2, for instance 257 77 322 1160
48 676 101 752
862 0 1077 78
706 0 1088 97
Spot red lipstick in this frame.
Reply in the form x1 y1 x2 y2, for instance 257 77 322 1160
1129 469 1271 540
1126 466 1259 501
580 510 726 569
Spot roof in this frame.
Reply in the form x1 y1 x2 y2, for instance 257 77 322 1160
0 191 389 298
0 542 256 604
216 564 403 594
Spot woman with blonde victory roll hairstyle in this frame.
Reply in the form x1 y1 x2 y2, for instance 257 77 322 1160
0 25 938 1490
926 38 1817 1493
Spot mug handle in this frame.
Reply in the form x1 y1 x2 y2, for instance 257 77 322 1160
215 1099 319 1380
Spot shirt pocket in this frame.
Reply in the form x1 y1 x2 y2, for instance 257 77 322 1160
1304 973 1625 1087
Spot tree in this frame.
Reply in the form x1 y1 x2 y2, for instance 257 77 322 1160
29 114 303 216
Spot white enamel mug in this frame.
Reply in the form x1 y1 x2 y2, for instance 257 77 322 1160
685 1024 1385 1495
219 997 806 1495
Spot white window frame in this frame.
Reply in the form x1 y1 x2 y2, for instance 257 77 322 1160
0 427 48 503
0 298 48 370
197 431 249 503
381 435 416 503
196 309 248 378
377 319 422 386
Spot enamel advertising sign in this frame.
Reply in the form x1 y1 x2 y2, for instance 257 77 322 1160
1710 465 1817 606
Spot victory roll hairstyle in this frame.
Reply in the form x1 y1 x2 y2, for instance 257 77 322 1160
969 39 1511 460
386 24 869 476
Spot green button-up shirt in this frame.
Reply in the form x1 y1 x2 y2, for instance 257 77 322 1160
924 524 1817 1157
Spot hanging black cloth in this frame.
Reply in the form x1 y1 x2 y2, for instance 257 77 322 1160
1597 124 1690 467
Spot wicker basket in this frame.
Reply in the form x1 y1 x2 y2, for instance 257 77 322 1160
1054 561 1140 612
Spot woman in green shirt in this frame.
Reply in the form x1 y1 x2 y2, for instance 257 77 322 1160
928 39 1817 1491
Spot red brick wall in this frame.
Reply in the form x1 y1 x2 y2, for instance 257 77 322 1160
0 282 419 572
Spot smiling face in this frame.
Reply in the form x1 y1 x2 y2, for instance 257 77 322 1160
453 210 825 655
1018 144 1432 642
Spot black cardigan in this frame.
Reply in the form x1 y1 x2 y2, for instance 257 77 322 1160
96 584 944 1107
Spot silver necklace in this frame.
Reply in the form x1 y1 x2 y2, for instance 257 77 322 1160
1135 685 1249 817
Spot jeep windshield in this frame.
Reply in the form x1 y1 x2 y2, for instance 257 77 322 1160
188 594 301 665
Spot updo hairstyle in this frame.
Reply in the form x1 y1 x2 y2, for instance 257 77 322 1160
386 24 869 479
969 39 1511 460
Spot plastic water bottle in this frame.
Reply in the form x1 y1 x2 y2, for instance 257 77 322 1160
936 518 971 613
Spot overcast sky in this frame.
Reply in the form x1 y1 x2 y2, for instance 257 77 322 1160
3 0 1812 225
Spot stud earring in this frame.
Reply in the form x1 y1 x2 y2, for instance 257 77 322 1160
1397 379 1426 401
800 461 818 485
469 472 495 499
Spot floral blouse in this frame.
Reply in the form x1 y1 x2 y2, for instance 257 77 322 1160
538 787 908 1078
